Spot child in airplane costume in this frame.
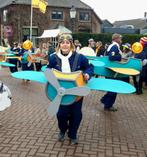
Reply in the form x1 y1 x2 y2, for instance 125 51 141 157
47 34 94 145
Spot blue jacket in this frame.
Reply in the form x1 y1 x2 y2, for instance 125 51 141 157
135 48 147 70
47 52 94 79
134 50 146 61
106 43 122 61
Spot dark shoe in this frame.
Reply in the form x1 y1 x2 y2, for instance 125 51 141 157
26 80 31 83
104 107 118 112
58 132 65 142
70 138 78 145
136 90 143 95
100 98 104 104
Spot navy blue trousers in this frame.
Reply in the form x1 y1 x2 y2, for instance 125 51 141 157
101 92 117 109
57 98 83 139
101 77 129 109
21 63 34 71
9 59 18 73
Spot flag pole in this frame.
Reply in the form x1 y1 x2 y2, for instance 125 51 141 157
30 0 33 41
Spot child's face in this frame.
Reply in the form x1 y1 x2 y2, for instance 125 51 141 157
60 40 71 54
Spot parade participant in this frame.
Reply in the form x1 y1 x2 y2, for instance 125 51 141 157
47 41 55 60
132 38 147 94
74 39 81 52
0 82 12 112
19 48 34 71
120 43 134 83
122 43 133 59
101 33 122 111
47 33 94 145
95 41 105 57
9 42 20 73
19 41 34 82
88 38 96 52
140 37 147 87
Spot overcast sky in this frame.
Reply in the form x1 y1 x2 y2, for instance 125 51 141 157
81 0 147 23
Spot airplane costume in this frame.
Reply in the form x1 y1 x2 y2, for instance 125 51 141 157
101 41 122 111
47 50 94 142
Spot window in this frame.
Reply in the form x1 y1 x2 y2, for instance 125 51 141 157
22 27 38 46
51 11 63 20
79 12 90 21
22 28 38 36
22 28 30 36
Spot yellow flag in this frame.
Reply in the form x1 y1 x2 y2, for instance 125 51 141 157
39 0 48 14
39 0 48 13
32 0 39 8
32 0 48 13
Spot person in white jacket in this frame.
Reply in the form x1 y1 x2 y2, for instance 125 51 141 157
0 82 12 112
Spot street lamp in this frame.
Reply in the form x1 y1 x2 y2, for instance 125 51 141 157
3 9 8 23
144 12 147 22
70 5 76 32
0 9 8 45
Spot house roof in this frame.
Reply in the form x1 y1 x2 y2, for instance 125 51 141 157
37 25 72 38
0 0 102 24
37 29 60 38
102 19 113 27
113 18 147 29
0 0 91 9
48 24 72 33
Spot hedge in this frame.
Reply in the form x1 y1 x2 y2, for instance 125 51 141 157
72 33 147 46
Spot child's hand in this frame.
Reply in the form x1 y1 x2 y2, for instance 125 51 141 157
84 73 90 81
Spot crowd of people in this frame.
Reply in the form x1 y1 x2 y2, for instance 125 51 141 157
3 34 147 98
1 33 147 145
3 34 147 95
4 41 54 74
77 35 147 97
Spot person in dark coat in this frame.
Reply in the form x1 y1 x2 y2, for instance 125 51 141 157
47 34 94 145
101 33 122 111
133 45 147 94
8 42 20 73
140 37 147 87
48 41 55 60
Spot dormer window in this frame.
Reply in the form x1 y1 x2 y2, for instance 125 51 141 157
79 12 90 21
51 11 63 20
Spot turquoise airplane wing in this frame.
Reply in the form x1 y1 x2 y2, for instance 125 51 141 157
1 53 15 56
0 62 15 67
89 56 142 70
89 60 105 67
89 60 105 74
88 56 142 77
11 71 47 83
87 77 135 94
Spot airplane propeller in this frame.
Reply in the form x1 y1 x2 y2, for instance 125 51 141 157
27 51 34 67
44 68 90 116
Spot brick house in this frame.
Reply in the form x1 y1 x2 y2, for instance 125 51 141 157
0 0 102 45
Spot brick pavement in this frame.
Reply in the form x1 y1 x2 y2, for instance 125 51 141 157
0 67 147 157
